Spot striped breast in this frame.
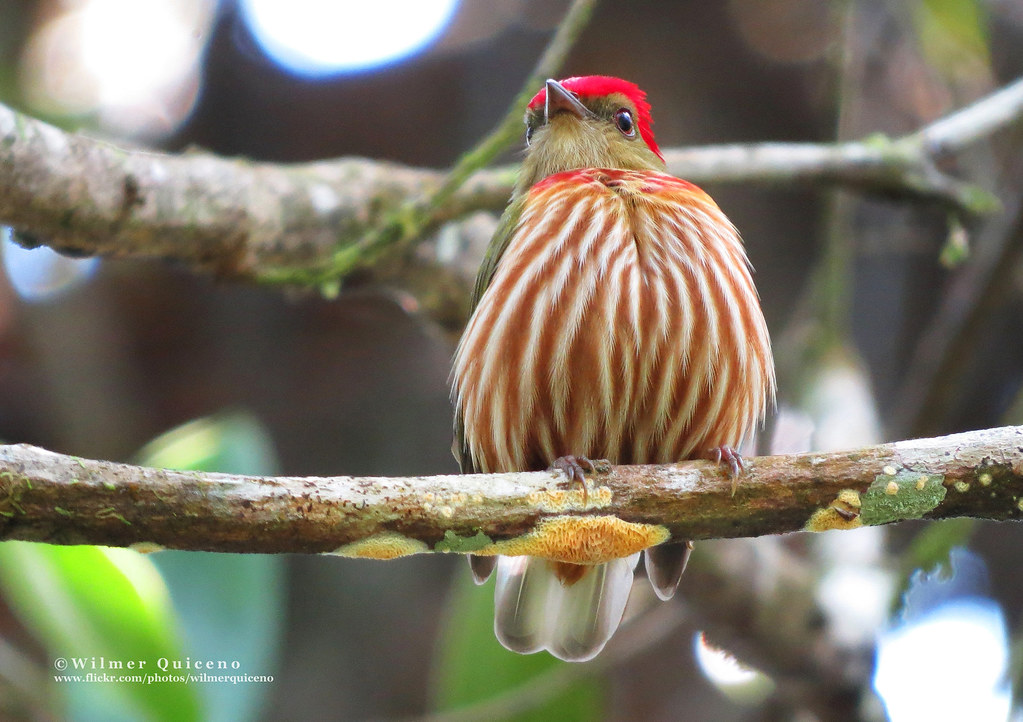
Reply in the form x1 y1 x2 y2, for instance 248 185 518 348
452 168 775 474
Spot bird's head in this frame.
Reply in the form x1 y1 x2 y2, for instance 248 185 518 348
516 76 666 193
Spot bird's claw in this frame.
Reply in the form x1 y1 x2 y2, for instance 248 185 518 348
708 445 743 495
552 454 594 483
551 455 595 504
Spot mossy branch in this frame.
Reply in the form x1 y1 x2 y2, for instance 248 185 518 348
0 426 1020 559
260 0 601 287
0 75 1019 312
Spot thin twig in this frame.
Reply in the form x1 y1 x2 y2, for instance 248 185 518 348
290 0 601 285
920 76 1023 154
427 0 600 210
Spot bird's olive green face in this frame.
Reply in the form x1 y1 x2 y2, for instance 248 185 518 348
518 91 665 193
525 93 638 146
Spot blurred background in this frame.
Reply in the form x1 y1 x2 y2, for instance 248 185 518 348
0 0 1022 720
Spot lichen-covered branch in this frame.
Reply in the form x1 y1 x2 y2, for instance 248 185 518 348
0 77 1019 301
0 426 1020 559
668 75 1023 214
286 0 601 288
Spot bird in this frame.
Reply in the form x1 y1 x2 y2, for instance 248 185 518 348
450 76 775 662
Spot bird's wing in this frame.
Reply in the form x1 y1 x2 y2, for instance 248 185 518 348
452 406 475 473
468 193 528 314
453 193 527 472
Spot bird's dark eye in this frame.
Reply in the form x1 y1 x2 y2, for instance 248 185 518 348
614 109 635 137
525 125 534 146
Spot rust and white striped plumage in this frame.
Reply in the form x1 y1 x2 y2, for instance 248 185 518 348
452 167 774 474
451 75 775 662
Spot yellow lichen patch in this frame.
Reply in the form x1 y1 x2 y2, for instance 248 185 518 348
331 532 427 560
477 515 669 564
836 489 861 510
885 481 899 495
978 472 993 487
804 489 863 532
526 485 613 512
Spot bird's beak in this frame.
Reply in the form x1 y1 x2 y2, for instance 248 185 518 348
545 79 593 123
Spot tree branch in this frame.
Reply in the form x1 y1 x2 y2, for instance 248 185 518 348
0 78 1020 299
307 0 601 287
1 426 1020 558
663 76 1023 213
920 77 1023 155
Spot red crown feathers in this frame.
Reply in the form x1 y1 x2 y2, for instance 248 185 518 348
528 76 663 161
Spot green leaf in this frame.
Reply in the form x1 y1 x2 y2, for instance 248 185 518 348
150 552 283 722
911 0 990 83
0 542 202 722
0 410 284 721
938 217 970 268
138 410 284 722
136 410 277 478
434 530 493 554
431 570 604 722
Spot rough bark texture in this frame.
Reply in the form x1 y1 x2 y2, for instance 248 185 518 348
0 426 1019 559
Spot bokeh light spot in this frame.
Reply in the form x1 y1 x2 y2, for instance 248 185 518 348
694 631 774 704
2 229 100 303
239 0 460 76
19 0 214 139
875 600 1010 721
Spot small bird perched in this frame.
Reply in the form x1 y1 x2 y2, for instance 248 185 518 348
451 76 775 661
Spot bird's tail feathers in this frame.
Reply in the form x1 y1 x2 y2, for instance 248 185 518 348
493 554 640 662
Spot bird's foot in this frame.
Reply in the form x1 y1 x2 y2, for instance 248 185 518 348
707 445 743 495
550 455 596 504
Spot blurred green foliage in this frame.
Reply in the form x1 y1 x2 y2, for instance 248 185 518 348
0 543 202 722
912 0 990 83
431 569 603 722
139 412 284 722
0 410 285 721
